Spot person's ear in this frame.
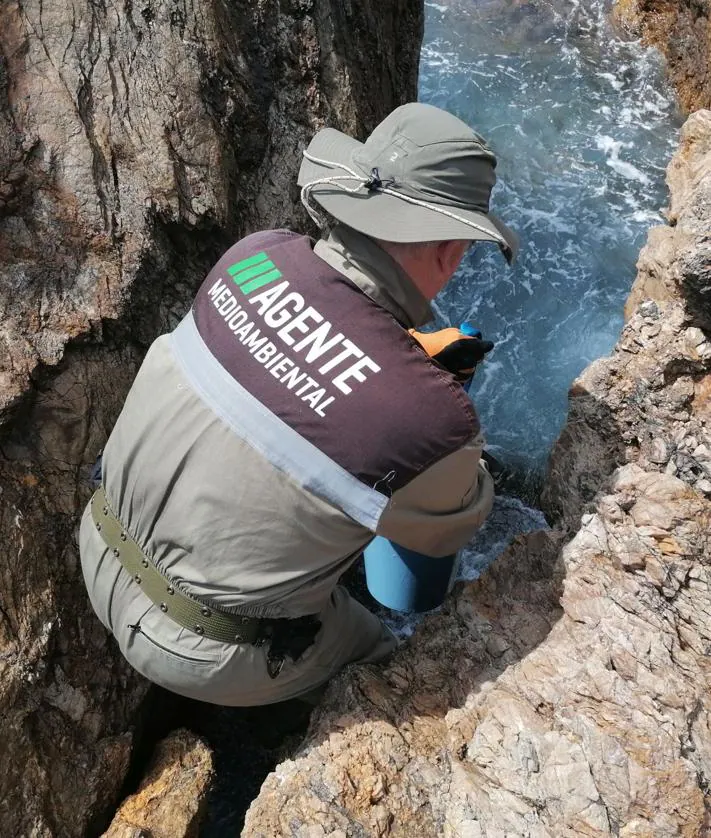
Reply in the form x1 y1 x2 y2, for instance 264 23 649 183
436 240 469 278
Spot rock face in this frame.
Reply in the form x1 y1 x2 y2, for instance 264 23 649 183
102 729 213 838
244 114 711 836
0 2 422 835
614 0 711 112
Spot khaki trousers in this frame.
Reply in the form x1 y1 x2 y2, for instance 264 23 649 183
79 505 397 706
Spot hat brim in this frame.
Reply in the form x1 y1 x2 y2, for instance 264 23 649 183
298 127 519 264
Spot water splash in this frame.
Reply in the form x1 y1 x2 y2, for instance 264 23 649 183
423 0 683 473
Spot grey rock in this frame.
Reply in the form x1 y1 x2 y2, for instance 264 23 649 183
693 443 711 460
649 437 670 463
638 300 659 318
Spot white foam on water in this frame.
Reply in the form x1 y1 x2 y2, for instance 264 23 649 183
607 158 651 185
596 71 624 90
630 208 664 224
517 206 578 235
371 0 682 642
421 0 682 470
596 135 652 184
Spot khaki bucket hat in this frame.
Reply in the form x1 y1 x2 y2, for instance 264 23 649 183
298 102 518 263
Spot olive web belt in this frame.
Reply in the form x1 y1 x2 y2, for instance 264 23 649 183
90 487 260 645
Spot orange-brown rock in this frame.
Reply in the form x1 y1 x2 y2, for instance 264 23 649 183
102 729 213 838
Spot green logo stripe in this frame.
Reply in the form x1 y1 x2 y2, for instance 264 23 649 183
230 260 276 286
226 250 283 294
240 268 283 294
227 252 269 276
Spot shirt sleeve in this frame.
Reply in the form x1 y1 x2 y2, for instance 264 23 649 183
375 432 495 557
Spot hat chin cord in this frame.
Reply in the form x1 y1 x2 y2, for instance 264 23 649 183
300 150 509 255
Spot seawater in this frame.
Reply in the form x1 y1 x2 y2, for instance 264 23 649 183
424 0 682 472
378 0 683 635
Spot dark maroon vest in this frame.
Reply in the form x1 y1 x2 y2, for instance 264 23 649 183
192 229 478 494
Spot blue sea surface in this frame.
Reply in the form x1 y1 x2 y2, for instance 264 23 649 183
422 0 683 474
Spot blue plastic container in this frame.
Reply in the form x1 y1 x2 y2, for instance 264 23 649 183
363 537 459 613
363 323 480 612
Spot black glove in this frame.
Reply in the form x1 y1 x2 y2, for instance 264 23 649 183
409 327 494 382
432 335 494 381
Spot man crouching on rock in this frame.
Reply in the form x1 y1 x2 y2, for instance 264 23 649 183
79 102 518 706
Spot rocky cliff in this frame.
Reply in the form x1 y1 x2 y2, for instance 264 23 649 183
243 70 711 838
0 2 422 835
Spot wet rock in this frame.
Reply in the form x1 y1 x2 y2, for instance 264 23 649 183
614 0 711 112
102 730 213 838
0 1 422 835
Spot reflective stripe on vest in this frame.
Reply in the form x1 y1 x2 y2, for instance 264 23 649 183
171 311 390 531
